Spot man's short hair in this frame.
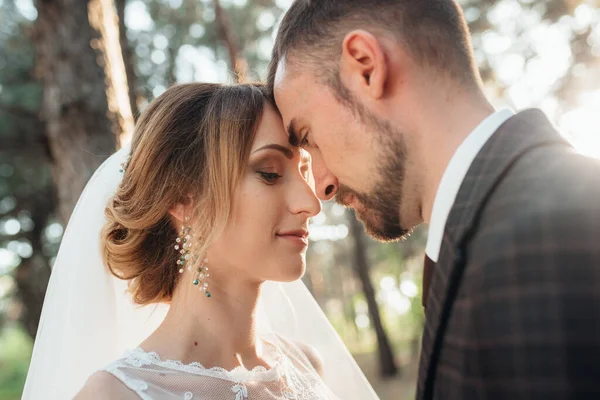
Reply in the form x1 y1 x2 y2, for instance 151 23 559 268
268 0 481 97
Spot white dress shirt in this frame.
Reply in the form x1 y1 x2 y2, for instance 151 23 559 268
425 109 515 262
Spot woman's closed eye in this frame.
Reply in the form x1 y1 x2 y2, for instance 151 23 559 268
258 171 283 184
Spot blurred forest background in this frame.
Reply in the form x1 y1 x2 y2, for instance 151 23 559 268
0 0 599 398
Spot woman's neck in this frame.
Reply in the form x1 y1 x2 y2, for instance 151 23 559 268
141 277 270 370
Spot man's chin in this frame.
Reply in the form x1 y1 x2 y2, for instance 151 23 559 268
355 208 410 243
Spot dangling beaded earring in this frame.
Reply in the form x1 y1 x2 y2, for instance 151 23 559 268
175 216 211 298
175 217 192 274
193 257 211 298
119 154 131 174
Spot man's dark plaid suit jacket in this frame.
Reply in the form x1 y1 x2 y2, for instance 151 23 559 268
417 109 600 400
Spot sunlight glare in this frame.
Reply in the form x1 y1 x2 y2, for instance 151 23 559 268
125 1 154 31
574 4 594 30
355 314 370 329
380 276 396 291
387 292 411 315
560 103 600 159
2 219 20 235
275 0 293 9
0 249 17 272
400 280 419 298
15 0 37 20
257 11 276 31
45 222 64 242
151 49 166 64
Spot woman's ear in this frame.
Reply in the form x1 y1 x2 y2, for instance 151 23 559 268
168 195 193 223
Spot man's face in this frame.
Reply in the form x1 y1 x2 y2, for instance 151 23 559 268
273 61 411 241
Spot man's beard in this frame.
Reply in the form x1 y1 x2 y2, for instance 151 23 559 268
336 113 411 242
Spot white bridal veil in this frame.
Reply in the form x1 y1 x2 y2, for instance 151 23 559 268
22 144 379 399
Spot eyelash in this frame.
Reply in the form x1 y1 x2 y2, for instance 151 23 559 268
299 132 309 148
258 171 282 184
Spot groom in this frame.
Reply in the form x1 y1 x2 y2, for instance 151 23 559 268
268 0 600 399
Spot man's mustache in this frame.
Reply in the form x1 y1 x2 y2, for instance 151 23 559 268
334 185 357 207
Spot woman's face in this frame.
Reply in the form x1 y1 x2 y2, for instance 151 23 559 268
208 103 321 284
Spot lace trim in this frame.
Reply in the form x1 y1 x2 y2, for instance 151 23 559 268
232 383 248 400
105 362 152 400
279 356 325 400
122 347 284 382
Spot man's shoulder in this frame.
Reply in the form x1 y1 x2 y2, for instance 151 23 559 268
468 148 600 269
475 205 596 259
479 146 600 239
461 200 600 315
475 198 599 263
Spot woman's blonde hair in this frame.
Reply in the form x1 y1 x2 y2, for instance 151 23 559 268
101 83 270 305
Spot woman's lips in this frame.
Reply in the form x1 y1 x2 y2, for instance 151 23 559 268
276 229 309 247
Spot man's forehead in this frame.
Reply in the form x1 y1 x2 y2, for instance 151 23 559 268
273 56 310 94
273 58 303 119
273 57 288 88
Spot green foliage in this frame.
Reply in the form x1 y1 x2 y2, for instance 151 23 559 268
0 0 55 345
0 325 33 400
125 0 283 101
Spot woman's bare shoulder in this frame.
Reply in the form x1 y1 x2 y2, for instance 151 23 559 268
73 371 139 400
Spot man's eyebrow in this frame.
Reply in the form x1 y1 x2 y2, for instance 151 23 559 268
287 118 300 147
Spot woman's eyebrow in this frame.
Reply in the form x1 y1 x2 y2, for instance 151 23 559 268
251 144 294 159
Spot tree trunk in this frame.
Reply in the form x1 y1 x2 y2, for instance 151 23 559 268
166 44 179 86
88 0 135 146
33 0 121 224
213 0 247 82
348 211 399 377
13 201 53 339
116 0 139 120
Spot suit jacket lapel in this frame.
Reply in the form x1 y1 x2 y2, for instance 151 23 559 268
418 109 571 398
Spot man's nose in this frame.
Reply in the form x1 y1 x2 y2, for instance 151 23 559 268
311 154 338 201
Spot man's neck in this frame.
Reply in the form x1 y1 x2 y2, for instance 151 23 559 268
414 90 495 224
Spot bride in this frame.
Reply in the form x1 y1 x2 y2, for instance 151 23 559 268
22 83 379 399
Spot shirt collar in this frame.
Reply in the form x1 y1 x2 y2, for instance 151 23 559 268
425 109 514 262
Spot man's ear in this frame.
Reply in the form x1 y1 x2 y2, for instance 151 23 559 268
339 30 388 100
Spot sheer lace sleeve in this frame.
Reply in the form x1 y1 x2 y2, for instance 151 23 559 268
102 343 337 400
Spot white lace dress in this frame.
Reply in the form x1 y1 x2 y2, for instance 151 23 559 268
103 344 338 400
